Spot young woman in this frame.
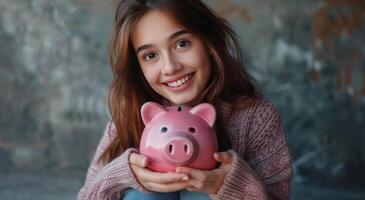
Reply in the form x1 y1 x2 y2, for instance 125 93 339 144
78 0 293 199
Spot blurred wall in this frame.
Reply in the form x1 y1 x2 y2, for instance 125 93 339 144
0 0 364 190
0 0 113 172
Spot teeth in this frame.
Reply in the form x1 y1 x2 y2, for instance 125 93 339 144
166 74 192 87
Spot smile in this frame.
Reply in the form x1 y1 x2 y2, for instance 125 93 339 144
165 74 193 88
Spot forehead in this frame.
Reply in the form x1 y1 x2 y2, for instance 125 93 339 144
131 9 185 48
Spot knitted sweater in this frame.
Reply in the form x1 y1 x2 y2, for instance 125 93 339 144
78 99 293 200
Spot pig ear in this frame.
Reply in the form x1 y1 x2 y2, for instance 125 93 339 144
141 102 167 125
190 103 216 127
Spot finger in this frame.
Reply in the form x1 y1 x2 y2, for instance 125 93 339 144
214 151 233 164
186 170 222 193
145 181 190 193
129 153 148 167
130 164 147 182
137 168 189 184
176 167 206 181
186 178 205 190
186 186 197 192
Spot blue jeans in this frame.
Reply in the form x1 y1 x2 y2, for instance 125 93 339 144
121 188 211 200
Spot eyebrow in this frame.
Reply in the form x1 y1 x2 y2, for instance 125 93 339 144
135 30 189 55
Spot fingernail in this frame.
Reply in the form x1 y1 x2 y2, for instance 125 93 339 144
181 176 189 181
141 157 147 166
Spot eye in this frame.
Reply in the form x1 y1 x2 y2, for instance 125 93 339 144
176 40 191 49
161 127 168 133
143 52 157 61
188 127 196 134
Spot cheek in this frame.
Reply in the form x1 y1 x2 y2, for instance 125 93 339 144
141 65 161 84
194 52 211 84
189 53 211 82
180 50 210 70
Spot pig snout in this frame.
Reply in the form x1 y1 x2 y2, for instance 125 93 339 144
163 136 197 165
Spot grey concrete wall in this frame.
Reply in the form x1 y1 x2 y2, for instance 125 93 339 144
0 0 364 199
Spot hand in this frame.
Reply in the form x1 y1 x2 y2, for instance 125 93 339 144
175 151 234 194
129 152 190 192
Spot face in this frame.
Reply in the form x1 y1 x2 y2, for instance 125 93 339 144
131 10 211 106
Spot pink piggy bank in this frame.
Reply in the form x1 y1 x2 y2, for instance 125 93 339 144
139 102 218 173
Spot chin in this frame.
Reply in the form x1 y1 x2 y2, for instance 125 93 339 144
167 97 195 106
172 95 202 106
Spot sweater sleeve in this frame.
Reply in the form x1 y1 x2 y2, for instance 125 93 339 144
77 121 147 200
212 100 293 200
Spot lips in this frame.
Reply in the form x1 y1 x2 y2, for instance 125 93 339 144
163 73 194 88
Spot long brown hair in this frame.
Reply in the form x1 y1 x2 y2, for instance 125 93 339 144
100 0 261 164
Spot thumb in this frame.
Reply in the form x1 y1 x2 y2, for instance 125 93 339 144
129 152 149 167
214 151 233 164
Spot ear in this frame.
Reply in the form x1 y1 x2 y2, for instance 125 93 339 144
190 103 216 127
141 102 167 125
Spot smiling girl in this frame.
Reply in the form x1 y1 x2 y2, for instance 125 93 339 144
78 0 292 200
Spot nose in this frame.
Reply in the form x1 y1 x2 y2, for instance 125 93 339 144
163 136 196 165
162 53 182 75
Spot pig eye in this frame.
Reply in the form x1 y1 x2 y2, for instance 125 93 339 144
188 127 196 133
161 127 168 133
